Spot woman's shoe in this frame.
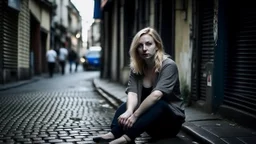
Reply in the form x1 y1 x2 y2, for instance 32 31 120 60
92 137 114 143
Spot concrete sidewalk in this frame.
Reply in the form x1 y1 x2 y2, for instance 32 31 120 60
0 77 41 91
0 65 85 92
93 78 256 144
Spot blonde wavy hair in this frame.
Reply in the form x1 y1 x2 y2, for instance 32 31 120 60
129 27 165 75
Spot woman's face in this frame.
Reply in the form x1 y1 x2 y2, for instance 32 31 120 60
137 34 157 60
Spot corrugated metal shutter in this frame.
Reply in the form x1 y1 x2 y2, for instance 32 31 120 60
0 1 3 74
0 1 3 56
224 3 256 115
198 0 214 101
3 0 18 70
191 0 214 101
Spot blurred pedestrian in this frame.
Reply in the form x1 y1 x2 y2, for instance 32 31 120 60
93 27 185 144
58 44 68 75
46 48 57 78
68 49 78 72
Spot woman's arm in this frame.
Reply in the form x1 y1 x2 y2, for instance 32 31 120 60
118 92 138 126
118 70 139 125
133 90 162 117
125 70 139 113
126 92 139 113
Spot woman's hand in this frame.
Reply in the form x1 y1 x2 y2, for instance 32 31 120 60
118 110 133 126
124 114 138 129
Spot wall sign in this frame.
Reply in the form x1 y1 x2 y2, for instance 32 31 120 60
207 73 212 87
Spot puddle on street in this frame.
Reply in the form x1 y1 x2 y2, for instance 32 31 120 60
67 86 94 92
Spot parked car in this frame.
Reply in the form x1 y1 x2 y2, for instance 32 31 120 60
80 48 101 71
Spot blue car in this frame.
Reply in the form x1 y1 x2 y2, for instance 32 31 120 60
81 50 101 70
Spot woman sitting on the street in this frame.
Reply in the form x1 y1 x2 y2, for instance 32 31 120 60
93 27 186 144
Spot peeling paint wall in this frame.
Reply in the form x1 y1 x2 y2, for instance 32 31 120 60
175 0 193 89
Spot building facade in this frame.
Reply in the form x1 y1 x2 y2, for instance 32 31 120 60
0 0 53 84
51 0 82 55
99 0 256 130
0 0 83 84
87 20 101 49
68 2 82 56
0 0 20 84
29 0 53 76
51 0 69 51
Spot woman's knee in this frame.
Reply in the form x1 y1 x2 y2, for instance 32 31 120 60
116 102 127 112
148 100 168 112
113 102 127 118
111 102 127 128
155 99 168 106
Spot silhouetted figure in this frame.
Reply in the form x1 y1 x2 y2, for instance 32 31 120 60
58 45 68 75
46 48 57 78
68 49 78 72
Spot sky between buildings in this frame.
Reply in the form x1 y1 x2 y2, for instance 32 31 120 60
71 0 95 46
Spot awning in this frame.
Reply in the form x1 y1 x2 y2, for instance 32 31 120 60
93 0 102 19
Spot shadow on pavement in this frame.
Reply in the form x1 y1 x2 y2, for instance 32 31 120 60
147 136 197 144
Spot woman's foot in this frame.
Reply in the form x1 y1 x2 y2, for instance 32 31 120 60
109 135 135 144
93 132 115 143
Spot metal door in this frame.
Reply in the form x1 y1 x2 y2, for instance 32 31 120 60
224 2 256 115
191 0 214 101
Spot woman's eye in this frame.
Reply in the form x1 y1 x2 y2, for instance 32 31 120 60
138 44 143 49
146 42 151 46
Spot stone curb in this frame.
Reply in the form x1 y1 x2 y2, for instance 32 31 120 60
181 125 213 144
0 79 39 91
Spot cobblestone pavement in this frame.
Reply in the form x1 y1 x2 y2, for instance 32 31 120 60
0 71 197 144
0 71 117 144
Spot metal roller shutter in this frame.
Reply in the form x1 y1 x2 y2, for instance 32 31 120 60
2 0 18 70
0 1 3 71
224 2 256 115
191 0 214 101
0 0 2 42
198 0 214 101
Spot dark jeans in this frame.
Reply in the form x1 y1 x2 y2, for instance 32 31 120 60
59 61 66 75
69 60 78 72
48 62 55 77
110 100 183 140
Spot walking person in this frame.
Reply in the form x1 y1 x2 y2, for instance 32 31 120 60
58 44 68 75
68 49 78 73
46 48 57 78
93 27 185 144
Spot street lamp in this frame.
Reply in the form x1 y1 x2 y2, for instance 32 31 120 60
76 33 81 38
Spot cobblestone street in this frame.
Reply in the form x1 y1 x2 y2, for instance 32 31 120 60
0 71 117 144
0 70 198 144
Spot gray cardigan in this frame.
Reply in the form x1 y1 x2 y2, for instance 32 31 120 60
125 58 185 119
